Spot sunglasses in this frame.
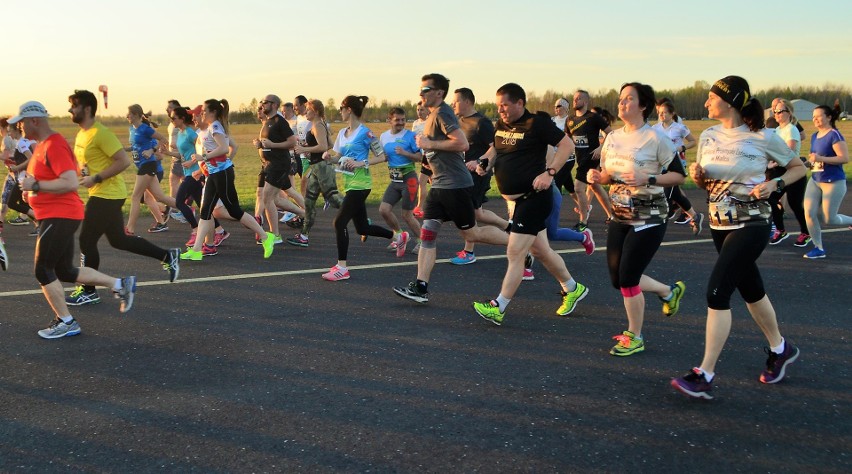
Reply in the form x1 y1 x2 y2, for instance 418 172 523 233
169 116 179 121
773 109 789 114
555 105 563 108
420 86 435 94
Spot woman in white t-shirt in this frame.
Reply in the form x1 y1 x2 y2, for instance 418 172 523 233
587 82 687 358
767 98 809 246
671 76 806 400
653 99 702 233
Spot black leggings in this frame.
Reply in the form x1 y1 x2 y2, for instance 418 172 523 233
200 167 244 221
553 160 576 195
34 218 80 285
7 184 32 216
768 178 807 234
334 189 393 261
664 185 692 213
79 196 167 293
706 224 769 310
606 221 667 289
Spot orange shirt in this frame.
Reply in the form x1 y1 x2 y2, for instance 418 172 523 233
26 133 84 220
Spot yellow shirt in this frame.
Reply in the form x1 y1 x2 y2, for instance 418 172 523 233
74 122 127 199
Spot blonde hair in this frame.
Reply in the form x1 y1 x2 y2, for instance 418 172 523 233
777 98 797 125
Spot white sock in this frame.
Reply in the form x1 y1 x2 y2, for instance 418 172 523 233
59 315 74 324
113 279 122 292
561 278 577 293
697 368 714 382
300 234 308 240
495 294 511 312
771 337 786 354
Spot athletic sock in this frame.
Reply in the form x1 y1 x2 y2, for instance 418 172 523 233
771 337 786 355
561 278 577 293
697 367 715 382
495 294 511 312
59 315 74 324
661 288 674 301
113 279 122 292
416 280 428 294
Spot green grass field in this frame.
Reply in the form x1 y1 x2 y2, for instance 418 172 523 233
41 119 852 214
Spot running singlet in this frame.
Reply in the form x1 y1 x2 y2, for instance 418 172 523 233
697 124 794 230
380 129 419 181
130 123 157 167
176 128 199 177
74 122 127 199
26 133 84 220
200 121 233 174
493 110 564 196
810 129 845 183
602 124 677 225
333 124 377 192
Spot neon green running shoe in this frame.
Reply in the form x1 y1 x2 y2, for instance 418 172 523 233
180 248 202 261
262 232 275 258
610 330 645 356
556 282 588 316
661 281 686 317
473 300 504 326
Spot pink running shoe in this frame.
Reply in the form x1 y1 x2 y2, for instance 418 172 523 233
322 264 350 281
185 232 197 247
395 231 409 258
213 230 230 247
522 268 535 281
201 244 218 256
581 228 595 255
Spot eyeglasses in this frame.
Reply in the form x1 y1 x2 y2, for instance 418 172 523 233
259 100 273 106
773 109 789 114
169 116 179 121
420 86 434 94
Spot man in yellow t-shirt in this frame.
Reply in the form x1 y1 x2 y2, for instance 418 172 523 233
64 89 180 307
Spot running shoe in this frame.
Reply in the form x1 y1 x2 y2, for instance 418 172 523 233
522 268 535 281
115 276 137 313
0 238 7 271
322 264 350 281
473 300 504 326
285 217 304 229
29 226 39 237
387 240 398 252
523 253 535 281
261 232 275 258
581 228 595 255
323 200 332 211
393 281 429 303
610 330 645 356
162 207 171 224
66 286 101 306
661 281 686 317
412 206 424 218
674 213 692 224
556 282 588 316
572 222 588 232
803 247 826 259
202 244 218 256
793 233 811 247
450 250 476 265
169 209 187 224
666 206 679 220
213 230 230 247
395 231 409 258
286 234 309 247
8 216 28 226
163 248 180 282
148 222 169 233
411 241 421 255
769 230 788 245
37 318 82 339
759 344 800 384
279 211 295 223
185 231 197 247
691 212 704 236
273 234 283 245
180 248 202 261
671 368 714 400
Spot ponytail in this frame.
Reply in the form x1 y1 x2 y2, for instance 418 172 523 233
740 97 765 132
204 98 230 134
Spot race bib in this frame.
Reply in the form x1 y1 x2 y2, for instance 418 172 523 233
389 168 404 182
709 198 738 226
610 187 635 222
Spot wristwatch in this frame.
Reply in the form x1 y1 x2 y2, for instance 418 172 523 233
647 175 657 186
31 181 40 193
774 177 785 192
93 174 104 184
546 167 557 177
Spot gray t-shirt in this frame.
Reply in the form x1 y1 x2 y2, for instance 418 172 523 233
423 102 473 189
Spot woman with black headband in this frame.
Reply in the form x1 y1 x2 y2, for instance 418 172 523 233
671 75 806 400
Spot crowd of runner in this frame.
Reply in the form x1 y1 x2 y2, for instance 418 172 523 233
0 73 849 401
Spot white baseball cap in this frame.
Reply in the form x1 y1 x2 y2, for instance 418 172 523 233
9 101 48 124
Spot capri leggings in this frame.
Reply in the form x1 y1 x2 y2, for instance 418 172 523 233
6 184 32 216
303 161 343 235
606 221 667 289
804 179 852 249
553 159 575 194
768 177 807 234
34 218 81 285
546 184 584 242
334 189 393 261
200 166 243 221
706 224 770 310
175 175 219 229
664 185 692 213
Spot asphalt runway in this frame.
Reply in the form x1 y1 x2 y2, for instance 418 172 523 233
1 189 849 472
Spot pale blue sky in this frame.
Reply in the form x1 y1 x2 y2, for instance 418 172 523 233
6 0 851 116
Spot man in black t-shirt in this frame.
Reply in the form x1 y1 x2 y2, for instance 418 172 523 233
448 87 511 265
472 83 588 326
253 94 296 242
566 90 613 228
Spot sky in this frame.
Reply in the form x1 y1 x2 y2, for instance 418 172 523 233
5 0 851 117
